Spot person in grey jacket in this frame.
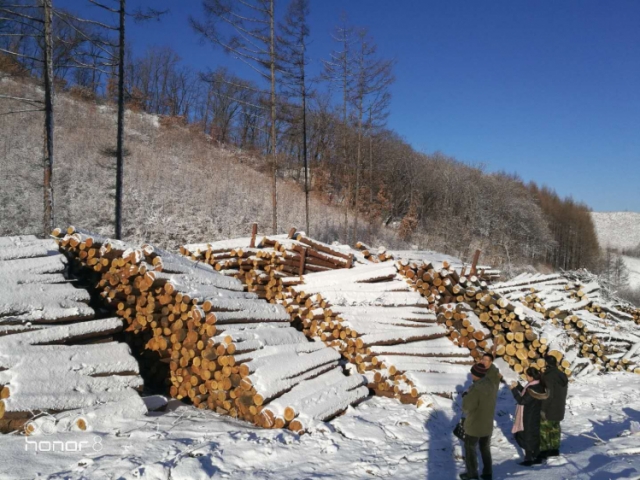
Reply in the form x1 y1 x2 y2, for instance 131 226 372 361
460 363 497 480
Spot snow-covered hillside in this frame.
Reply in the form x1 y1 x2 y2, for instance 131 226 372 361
591 212 640 251
623 255 640 290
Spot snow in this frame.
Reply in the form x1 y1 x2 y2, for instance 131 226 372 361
592 211 640 251
0 369 639 478
622 255 640 289
0 282 94 321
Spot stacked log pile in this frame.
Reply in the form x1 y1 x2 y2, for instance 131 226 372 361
495 273 640 375
183 234 476 405
0 235 143 433
355 242 394 263
616 304 640 325
181 228 355 303
184 231 639 402
396 259 566 379
55 228 367 433
278 263 475 406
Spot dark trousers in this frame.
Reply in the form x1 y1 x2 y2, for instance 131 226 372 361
464 435 492 477
515 430 540 461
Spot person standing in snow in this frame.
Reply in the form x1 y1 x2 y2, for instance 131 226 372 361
539 355 568 459
460 363 496 480
509 367 549 466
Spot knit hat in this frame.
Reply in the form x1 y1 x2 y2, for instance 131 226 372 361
471 363 488 378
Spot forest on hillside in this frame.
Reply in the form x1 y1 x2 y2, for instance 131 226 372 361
0 0 602 274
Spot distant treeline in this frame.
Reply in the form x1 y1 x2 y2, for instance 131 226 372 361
0 0 601 272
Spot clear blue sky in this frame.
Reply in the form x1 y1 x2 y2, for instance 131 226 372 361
58 0 640 212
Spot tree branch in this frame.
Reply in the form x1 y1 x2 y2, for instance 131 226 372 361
0 47 41 62
0 108 44 115
87 0 119 14
0 7 43 23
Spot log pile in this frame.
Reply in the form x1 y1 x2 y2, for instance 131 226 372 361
181 228 354 303
186 232 639 401
182 233 476 406
0 235 143 433
276 263 475 406
616 304 640 326
495 273 640 376
55 228 367 433
354 242 394 263
396 260 640 379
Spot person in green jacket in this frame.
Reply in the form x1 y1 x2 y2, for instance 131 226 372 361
460 363 497 480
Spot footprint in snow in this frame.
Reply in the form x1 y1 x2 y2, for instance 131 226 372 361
546 455 569 466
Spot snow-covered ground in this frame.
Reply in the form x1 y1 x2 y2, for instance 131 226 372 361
622 255 640 290
2 373 639 479
592 212 640 251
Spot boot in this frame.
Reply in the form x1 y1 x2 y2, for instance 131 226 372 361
459 473 479 480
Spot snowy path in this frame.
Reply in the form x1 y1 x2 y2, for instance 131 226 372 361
1 373 639 479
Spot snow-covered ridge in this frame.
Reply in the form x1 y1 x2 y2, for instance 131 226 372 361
591 211 640 250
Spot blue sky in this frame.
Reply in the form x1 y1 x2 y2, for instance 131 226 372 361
57 0 640 212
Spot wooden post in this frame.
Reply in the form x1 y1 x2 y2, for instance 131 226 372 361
470 249 481 275
249 223 258 248
299 247 307 276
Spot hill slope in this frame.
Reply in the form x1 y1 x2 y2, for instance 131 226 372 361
0 78 385 249
591 212 640 251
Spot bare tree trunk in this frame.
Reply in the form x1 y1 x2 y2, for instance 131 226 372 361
269 0 277 234
369 135 373 205
353 105 362 242
342 75 349 245
301 46 309 235
115 0 125 239
42 0 54 237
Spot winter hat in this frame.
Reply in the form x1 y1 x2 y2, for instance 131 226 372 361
470 363 488 378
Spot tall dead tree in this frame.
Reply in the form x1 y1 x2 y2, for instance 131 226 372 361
322 17 355 244
57 0 165 239
42 0 54 237
191 0 279 234
278 0 311 234
0 0 54 236
350 29 393 241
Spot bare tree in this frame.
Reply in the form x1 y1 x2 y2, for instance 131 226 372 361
278 0 311 234
57 0 165 239
191 0 279 234
0 0 55 236
322 15 355 243
349 28 394 241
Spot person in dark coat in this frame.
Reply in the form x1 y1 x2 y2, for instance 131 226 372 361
509 366 549 466
460 363 497 480
540 355 569 458
481 352 503 395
